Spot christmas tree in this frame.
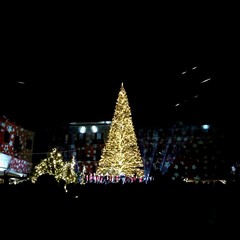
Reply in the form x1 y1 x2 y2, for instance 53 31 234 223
96 83 144 178
31 148 78 185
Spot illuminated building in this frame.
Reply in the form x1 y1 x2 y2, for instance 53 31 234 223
0 115 35 183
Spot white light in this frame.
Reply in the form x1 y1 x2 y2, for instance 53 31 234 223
79 126 86 133
91 125 98 133
219 180 226 185
181 71 187 75
201 78 211 83
175 103 180 107
0 153 12 168
192 66 197 70
202 124 210 130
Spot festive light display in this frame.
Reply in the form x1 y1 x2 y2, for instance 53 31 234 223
31 148 77 184
96 83 144 178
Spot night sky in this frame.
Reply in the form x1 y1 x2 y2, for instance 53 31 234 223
1 9 233 135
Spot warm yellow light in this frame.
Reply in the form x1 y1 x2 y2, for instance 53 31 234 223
96 83 144 178
31 148 78 185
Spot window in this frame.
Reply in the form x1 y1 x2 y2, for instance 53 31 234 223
14 136 22 151
79 133 86 144
93 132 104 144
96 148 102 161
3 131 10 143
0 126 3 144
26 139 33 150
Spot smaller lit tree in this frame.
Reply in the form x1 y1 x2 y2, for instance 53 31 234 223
61 156 78 185
31 148 77 185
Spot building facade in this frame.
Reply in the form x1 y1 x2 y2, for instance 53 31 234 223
0 115 35 182
138 121 225 181
38 120 225 182
44 121 112 174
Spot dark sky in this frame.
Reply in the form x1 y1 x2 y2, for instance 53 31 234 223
1 8 234 134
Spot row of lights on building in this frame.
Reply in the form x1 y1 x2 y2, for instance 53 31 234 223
79 126 98 134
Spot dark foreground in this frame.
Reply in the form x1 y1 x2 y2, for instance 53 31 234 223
1 178 240 235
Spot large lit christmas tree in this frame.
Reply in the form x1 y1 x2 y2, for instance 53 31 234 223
96 83 144 178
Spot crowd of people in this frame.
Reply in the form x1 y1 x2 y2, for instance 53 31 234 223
1 173 240 229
